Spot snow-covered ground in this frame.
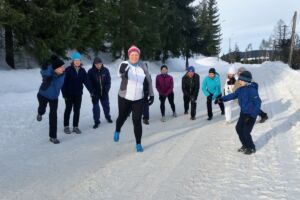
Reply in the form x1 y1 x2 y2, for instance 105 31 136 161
1 57 300 200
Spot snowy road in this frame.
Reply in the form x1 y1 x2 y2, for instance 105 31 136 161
0 59 300 200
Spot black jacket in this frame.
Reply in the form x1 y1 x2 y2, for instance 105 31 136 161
87 65 111 97
182 73 200 99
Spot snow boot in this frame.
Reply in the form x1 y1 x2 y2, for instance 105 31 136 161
173 112 177 117
161 116 166 122
259 115 268 123
244 148 256 155
184 111 188 115
190 116 196 120
207 117 212 121
114 131 120 142
49 138 60 144
93 122 100 129
106 117 113 123
143 119 149 125
64 126 71 134
237 146 247 152
36 114 42 122
136 144 144 152
73 127 82 134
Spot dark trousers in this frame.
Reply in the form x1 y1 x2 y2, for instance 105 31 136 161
143 97 149 120
92 95 111 124
235 113 256 149
207 94 225 118
64 95 82 127
159 92 176 116
37 94 58 138
116 96 143 144
184 95 197 118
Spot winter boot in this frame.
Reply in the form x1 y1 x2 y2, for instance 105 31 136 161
93 122 100 129
207 117 213 121
36 114 42 122
73 127 82 134
237 146 247 152
49 138 60 144
106 117 113 123
114 131 120 142
173 112 177 117
161 116 166 122
244 148 256 155
190 116 196 120
259 115 268 123
64 126 71 134
184 111 188 115
143 119 149 125
136 144 144 152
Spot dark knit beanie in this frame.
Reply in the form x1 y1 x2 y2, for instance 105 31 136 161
209 68 216 74
161 65 168 70
51 55 64 70
238 71 252 83
93 57 102 64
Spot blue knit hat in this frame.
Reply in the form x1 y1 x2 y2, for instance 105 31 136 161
71 52 81 60
187 66 195 73
238 71 252 83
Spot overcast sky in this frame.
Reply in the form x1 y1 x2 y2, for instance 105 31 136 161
195 0 300 54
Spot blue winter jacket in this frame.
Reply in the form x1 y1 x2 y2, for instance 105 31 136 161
87 65 111 97
221 82 262 118
202 74 222 100
62 65 92 97
38 66 65 100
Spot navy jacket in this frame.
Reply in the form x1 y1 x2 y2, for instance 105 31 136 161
38 66 65 100
87 65 111 98
62 64 92 97
221 82 261 118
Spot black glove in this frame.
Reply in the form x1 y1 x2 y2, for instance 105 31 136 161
207 94 213 101
148 96 154 106
244 115 255 124
214 97 222 104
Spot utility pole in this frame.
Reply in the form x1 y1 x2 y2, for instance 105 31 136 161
288 11 297 67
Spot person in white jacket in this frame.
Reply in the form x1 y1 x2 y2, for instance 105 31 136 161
223 66 237 123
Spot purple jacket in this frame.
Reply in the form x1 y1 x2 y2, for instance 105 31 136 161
156 74 174 97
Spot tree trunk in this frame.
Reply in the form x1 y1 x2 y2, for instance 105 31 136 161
5 25 15 69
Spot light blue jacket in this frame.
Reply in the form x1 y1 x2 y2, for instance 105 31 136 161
201 74 222 100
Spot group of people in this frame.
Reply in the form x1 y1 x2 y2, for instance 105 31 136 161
36 45 268 155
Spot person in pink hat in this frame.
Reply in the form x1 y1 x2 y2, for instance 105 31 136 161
113 45 154 152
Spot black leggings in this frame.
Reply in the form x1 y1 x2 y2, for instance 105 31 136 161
116 96 143 144
159 92 176 116
64 95 82 127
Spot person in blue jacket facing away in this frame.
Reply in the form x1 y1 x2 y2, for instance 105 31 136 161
87 57 113 129
62 52 92 134
37 55 65 144
202 68 225 120
218 71 261 155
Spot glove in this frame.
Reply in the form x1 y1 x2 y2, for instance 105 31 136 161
244 115 254 124
207 94 213 101
148 96 154 106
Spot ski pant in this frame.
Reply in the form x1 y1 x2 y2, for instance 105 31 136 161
92 95 111 124
37 94 58 139
64 95 82 128
116 96 143 144
225 100 233 122
143 97 149 120
235 113 256 149
207 94 225 118
159 92 176 116
184 95 197 118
